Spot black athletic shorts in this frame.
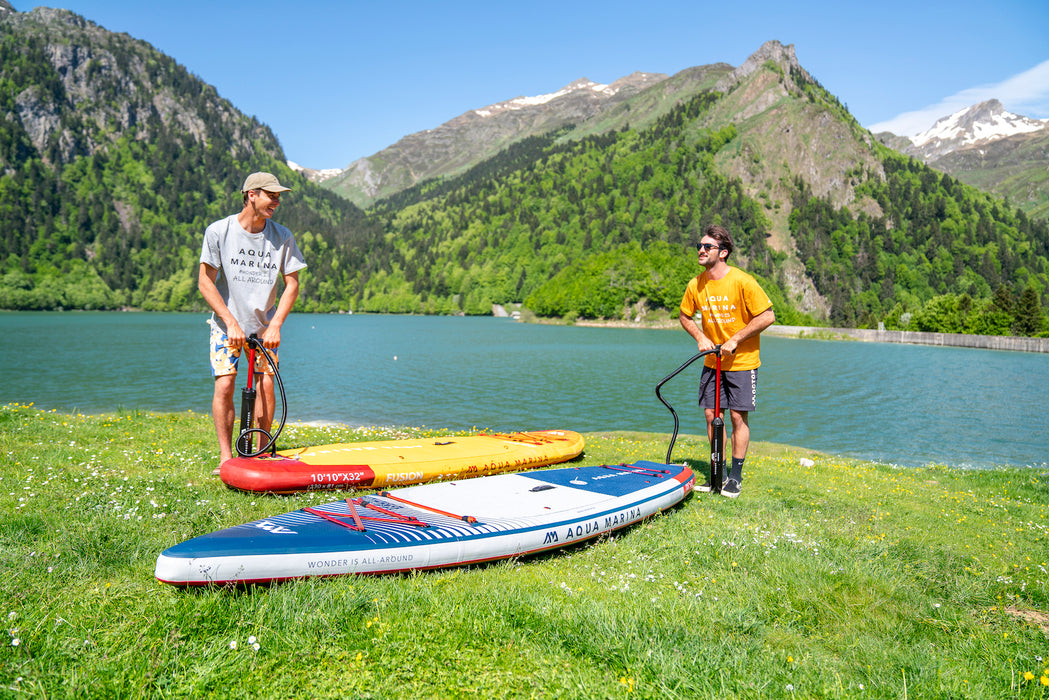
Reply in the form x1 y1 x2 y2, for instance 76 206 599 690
698 366 758 412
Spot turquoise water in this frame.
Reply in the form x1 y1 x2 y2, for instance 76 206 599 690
2 311 1047 469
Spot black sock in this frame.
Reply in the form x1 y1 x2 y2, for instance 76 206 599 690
730 457 744 482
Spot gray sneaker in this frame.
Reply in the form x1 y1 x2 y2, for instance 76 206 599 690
721 478 741 498
696 480 713 493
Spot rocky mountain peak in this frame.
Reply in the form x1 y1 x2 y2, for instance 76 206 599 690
607 71 666 92
1 6 278 168
715 39 808 92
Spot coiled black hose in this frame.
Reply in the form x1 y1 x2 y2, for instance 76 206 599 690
655 346 720 465
234 336 288 458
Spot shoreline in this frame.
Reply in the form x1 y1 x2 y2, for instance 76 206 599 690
561 318 1049 354
763 325 1049 353
6 308 1046 354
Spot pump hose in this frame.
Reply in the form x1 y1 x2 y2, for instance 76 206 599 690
235 336 288 458
655 346 720 465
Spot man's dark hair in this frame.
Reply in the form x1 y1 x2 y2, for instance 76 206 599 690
703 224 734 260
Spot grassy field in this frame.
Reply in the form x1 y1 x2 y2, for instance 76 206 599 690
1 402 1047 699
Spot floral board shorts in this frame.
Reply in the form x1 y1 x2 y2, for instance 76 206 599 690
208 319 277 378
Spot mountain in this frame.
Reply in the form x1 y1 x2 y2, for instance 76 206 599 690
1 6 1046 335
1 7 267 168
875 100 1049 219
415 41 889 317
319 69 728 208
889 100 1047 160
357 41 1047 331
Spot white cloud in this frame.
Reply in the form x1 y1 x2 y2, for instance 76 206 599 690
868 58 1049 137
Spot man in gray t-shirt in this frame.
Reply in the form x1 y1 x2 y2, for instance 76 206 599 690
198 172 307 469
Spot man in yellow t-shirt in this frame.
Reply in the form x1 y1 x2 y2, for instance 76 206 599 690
679 225 775 498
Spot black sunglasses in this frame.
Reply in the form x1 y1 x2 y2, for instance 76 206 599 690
696 243 720 252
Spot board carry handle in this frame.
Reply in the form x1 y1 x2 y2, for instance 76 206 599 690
603 464 671 477
354 498 429 526
304 498 429 532
655 346 721 466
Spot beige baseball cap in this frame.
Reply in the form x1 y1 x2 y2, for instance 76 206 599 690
241 172 292 193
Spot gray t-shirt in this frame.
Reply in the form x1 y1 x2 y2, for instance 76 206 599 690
199 215 307 336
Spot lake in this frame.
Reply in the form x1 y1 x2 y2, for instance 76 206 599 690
2 311 1046 469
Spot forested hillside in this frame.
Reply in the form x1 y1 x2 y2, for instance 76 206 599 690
791 151 1049 332
0 7 382 312
361 88 1049 334
365 96 800 320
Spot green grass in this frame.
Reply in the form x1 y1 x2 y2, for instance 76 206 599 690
1 403 1047 698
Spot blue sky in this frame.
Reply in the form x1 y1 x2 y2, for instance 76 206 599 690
26 0 1049 169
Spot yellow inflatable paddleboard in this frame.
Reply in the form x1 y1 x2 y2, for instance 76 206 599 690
220 430 585 494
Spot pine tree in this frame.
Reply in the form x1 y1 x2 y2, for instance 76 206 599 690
1012 286 1048 336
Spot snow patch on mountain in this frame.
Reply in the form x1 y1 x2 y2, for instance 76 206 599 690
909 99 1048 148
473 76 653 118
288 160 343 182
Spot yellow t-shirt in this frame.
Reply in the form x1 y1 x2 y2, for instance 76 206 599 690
680 267 773 371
